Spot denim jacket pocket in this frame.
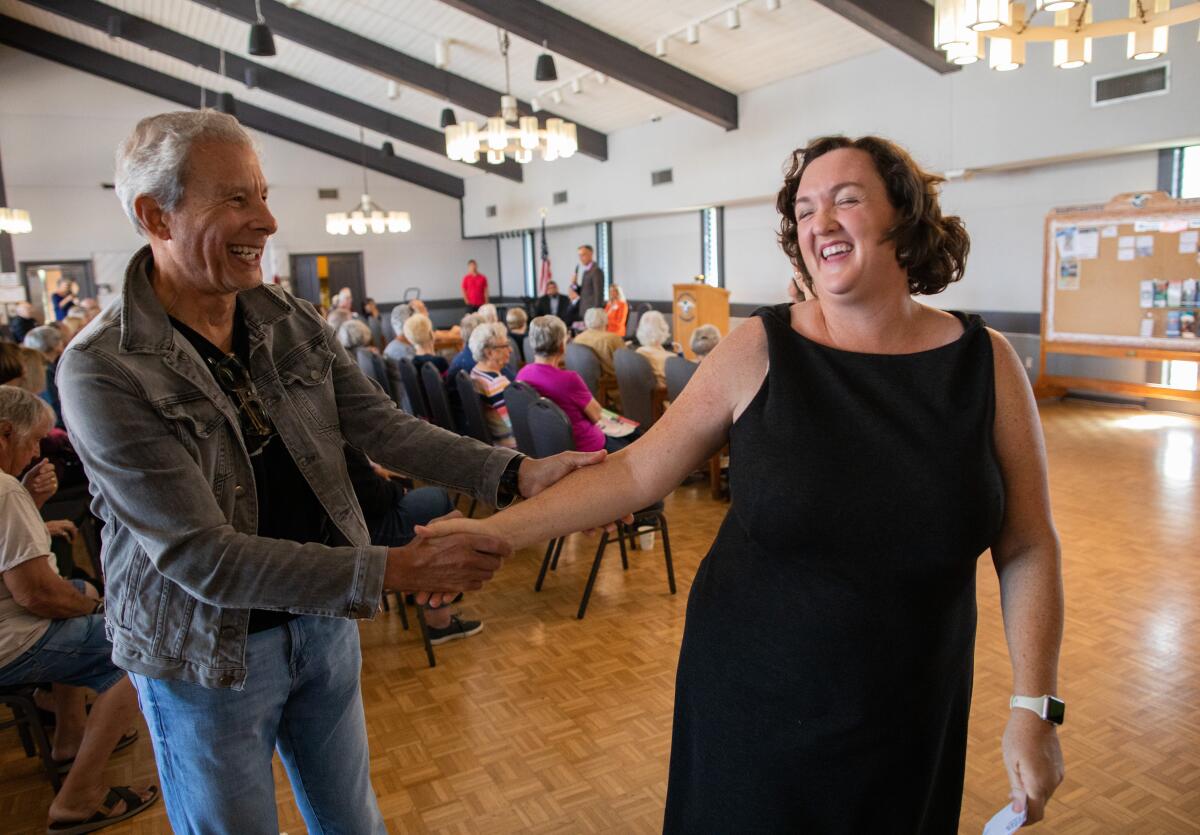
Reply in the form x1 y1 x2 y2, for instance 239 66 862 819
153 395 232 489
278 343 338 432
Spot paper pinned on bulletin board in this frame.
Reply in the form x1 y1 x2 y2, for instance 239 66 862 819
1074 228 1099 260
1181 230 1199 254
1058 259 1080 290
1135 235 1154 257
1054 226 1078 259
1101 225 1118 238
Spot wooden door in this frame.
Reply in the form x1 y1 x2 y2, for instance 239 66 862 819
290 252 366 310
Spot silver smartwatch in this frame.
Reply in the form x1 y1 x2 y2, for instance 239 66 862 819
1010 694 1065 725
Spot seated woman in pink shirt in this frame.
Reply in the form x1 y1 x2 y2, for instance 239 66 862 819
516 316 631 454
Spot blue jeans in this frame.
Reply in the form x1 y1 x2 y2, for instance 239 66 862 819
132 617 384 835
369 486 455 548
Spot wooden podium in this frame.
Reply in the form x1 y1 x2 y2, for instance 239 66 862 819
673 283 730 360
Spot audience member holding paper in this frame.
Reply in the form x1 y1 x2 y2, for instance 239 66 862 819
421 135 1065 832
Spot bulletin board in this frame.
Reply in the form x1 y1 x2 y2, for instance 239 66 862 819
1038 191 1200 404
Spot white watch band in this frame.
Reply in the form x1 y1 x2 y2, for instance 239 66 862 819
1010 694 1047 718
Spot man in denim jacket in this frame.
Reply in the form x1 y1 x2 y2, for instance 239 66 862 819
58 111 601 833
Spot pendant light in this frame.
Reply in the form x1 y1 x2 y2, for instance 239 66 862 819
248 0 277 57
535 41 558 81
325 128 412 236
440 108 457 129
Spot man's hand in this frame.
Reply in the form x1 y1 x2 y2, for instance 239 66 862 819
22 458 58 508
46 519 78 542
384 515 511 601
517 450 606 498
1002 708 1064 824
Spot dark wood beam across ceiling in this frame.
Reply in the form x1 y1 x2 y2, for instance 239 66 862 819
0 15 467 199
810 0 960 74
17 0 522 182
189 0 609 161
438 0 739 130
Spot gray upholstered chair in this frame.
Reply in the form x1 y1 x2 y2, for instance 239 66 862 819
564 341 602 398
613 348 658 427
419 362 456 432
664 355 699 402
503 380 540 456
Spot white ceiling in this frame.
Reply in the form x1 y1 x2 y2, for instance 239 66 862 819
1 0 885 183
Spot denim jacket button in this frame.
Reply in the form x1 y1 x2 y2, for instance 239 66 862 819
309 369 320 381
234 484 245 497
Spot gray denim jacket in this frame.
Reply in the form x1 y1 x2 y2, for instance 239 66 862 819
58 247 517 689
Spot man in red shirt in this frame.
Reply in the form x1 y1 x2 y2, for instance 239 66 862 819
461 260 488 313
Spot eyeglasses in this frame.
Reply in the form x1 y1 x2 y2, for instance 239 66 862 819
209 353 274 455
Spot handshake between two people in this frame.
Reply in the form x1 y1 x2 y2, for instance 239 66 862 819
382 449 633 609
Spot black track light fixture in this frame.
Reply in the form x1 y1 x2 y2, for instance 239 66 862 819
440 108 457 129
248 0 276 57
381 141 395 158
105 14 122 38
535 41 557 82
216 92 237 116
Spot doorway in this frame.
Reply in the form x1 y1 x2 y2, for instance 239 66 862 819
290 252 366 312
20 260 96 322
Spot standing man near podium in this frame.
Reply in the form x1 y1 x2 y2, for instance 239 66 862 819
576 245 604 315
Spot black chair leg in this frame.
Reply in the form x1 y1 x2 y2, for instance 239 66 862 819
396 595 410 630
658 514 677 594
535 538 558 591
617 523 629 570
1 690 62 790
466 497 478 519
550 536 565 571
577 532 609 620
414 605 436 668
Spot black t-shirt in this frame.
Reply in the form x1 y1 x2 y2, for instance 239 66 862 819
170 310 329 633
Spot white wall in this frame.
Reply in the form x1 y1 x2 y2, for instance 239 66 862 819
0 48 494 305
543 222 594 290
724 202 793 307
612 213 699 300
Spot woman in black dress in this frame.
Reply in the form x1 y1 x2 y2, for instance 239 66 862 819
421 136 1065 831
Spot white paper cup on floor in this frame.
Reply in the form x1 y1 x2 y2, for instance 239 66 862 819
638 529 655 550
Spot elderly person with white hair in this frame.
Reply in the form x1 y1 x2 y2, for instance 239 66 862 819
506 306 528 360
23 325 66 427
468 322 517 449
635 310 679 387
57 110 600 833
403 312 448 377
384 302 414 363
338 319 391 398
517 316 631 453
689 325 722 361
574 307 625 390
0 387 159 831
476 302 499 325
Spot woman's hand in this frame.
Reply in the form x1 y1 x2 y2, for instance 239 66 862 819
517 450 606 498
1001 709 1064 824
46 519 78 542
21 458 58 507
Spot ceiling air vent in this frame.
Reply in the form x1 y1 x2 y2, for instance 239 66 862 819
651 168 673 186
1092 63 1169 107
553 190 568 205
485 205 497 218
318 188 339 200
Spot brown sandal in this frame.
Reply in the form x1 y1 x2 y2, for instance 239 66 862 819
47 785 159 834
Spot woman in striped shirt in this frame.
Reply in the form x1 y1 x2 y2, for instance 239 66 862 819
467 323 517 449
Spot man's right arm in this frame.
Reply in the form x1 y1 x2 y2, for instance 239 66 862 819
4 556 96 619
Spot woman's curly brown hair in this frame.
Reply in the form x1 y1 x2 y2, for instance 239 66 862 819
776 135 969 296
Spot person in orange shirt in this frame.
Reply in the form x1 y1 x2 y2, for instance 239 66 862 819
604 284 628 336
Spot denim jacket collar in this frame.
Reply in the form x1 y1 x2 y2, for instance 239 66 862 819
119 245 293 356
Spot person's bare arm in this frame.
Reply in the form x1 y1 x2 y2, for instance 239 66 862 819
422 319 768 551
4 556 97 619
987 329 1065 824
583 398 603 423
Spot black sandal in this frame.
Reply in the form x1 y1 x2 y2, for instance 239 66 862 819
47 785 159 834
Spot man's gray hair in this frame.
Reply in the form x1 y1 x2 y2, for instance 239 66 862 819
528 315 568 358
23 325 63 355
689 324 721 357
0 385 55 438
114 110 253 236
390 303 412 335
636 310 670 349
337 319 373 350
459 313 484 344
477 303 498 324
468 322 509 363
583 307 606 331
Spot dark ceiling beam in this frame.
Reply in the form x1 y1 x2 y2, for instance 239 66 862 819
18 0 522 182
189 0 609 161
438 0 738 130
0 16 466 199
809 0 960 74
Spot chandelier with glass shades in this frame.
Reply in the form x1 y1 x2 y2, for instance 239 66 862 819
326 129 412 236
934 1 1200 71
444 30 578 165
0 208 32 234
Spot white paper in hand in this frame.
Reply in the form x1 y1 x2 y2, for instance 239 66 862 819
982 802 1027 835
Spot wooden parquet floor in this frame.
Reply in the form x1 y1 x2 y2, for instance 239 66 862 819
2 400 1198 833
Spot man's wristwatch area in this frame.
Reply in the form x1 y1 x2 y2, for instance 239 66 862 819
1010 694 1065 725
496 454 526 507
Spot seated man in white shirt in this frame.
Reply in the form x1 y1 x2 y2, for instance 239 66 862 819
0 387 158 831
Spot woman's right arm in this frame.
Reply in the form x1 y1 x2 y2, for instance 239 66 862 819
423 318 768 551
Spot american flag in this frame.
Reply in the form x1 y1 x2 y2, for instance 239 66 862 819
538 213 551 296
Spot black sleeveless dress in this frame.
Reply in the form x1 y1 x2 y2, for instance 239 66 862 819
663 304 1005 833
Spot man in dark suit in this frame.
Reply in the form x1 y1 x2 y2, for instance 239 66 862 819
533 281 571 319
561 285 582 332
576 245 604 314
